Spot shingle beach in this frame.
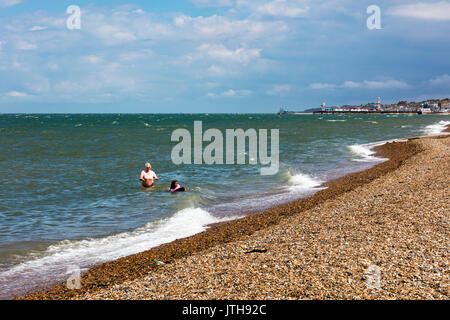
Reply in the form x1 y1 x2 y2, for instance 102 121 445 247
20 130 449 300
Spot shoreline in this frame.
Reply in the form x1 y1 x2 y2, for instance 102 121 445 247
17 127 450 300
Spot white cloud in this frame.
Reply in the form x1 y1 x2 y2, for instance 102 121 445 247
9 8 288 52
29 26 48 32
267 84 291 95
1 7 283 103
173 14 288 41
11 55 22 69
207 65 235 77
81 55 103 64
93 24 137 44
341 81 361 88
197 43 261 63
390 1 450 21
429 74 450 86
189 0 233 7
114 31 137 42
47 62 59 71
49 60 149 100
33 16 65 29
118 50 153 62
205 82 221 88
206 89 252 98
26 77 50 94
0 0 22 8
361 80 409 89
15 41 37 51
310 82 337 89
53 81 82 93
6 91 27 97
254 0 310 18
221 89 238 97
310 79 409 89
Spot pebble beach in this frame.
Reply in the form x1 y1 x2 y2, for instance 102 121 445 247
20 130 449 300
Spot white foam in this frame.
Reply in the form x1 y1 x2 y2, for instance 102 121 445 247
347 141 389 162
287 172 326 193
0 208 236 298
422 120 450 135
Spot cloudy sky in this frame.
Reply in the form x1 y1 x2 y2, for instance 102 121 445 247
0 0 449 113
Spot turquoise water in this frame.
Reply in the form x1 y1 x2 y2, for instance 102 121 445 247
0 113 448 298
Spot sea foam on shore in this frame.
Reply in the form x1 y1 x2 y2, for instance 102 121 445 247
347 143 388 162
0 207 238 299
347 119 450 163
287 172 325 193
422 120 450 135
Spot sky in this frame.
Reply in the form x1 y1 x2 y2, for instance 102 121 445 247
0 0 449 113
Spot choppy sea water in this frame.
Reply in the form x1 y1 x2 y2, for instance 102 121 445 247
0 113 448 298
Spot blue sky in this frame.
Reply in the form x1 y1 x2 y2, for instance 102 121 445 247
0 0 449 113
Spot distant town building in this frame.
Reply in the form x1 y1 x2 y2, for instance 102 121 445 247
441 102 450 111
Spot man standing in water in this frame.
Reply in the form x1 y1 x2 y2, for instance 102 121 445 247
139 162 159 187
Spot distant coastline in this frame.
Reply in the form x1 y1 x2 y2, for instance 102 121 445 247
279 111 450 115
279 97 450 115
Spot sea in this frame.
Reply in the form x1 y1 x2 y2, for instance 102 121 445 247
0 113 448 298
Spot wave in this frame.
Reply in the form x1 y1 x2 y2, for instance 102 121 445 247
422 120 450 135
0 207 236 299
287 172 326 193
349 121 449 164
205 171 327 217
347 141 389 162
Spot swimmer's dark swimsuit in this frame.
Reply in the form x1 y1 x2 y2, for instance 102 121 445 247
170 186 185 192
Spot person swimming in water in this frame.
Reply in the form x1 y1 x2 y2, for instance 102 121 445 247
139 162 159 188
170 180 185 193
